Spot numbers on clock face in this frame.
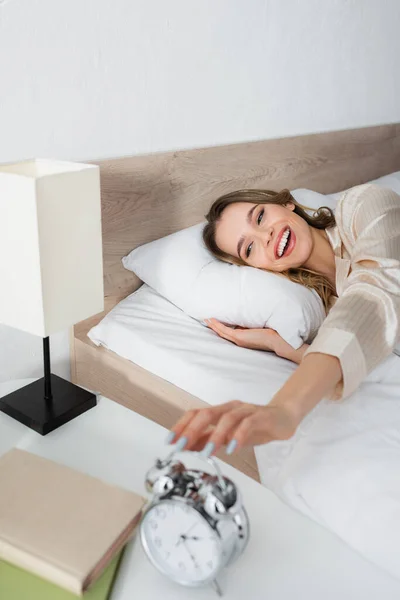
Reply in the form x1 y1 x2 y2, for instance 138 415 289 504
155 507 166 519
142 500 222 584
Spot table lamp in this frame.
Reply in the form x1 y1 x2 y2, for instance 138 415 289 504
0 159 104 435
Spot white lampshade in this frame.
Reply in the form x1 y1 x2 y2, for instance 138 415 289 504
0 159 104 337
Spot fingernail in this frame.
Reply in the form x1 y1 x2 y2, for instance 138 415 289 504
226 440 238 455
201 441 215 459
174 436 188 452
165 431 176 444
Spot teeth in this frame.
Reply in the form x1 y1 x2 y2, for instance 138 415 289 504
277 228 290 257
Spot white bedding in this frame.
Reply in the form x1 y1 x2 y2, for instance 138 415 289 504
89 285 298 407
89 284 400 582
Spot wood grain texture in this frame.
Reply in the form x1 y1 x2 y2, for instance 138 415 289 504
95 123 400 302
72 123 400 481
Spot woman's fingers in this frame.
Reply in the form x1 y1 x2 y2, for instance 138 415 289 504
188 431 215 453
181 404 270 457
181 401 242 451
206 319 240 344
168 398 301 458
168 401 242 449
168 408 199 443
206 318 234 339
204 404 257 455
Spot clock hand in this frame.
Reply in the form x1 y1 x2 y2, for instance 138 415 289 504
175 536 183 547
181 539 201 571
175 521 198 547
183 522 198 536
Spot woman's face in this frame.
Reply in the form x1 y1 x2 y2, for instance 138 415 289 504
214 201 314 271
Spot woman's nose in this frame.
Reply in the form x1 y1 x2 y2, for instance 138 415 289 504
261 227 273 247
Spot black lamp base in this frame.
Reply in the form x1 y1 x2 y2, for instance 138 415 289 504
0 375 97 435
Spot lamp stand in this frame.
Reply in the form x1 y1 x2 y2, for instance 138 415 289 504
0 337 96 435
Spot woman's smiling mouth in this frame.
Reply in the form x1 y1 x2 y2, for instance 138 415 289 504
275 226 296 259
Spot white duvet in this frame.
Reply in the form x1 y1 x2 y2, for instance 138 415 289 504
89 285 400 582
256 360 400 581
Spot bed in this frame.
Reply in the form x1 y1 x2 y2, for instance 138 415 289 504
70 123 400 582
71 122 400 481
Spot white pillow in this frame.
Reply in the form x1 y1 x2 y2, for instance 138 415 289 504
122 206 328 350
293 171 400 206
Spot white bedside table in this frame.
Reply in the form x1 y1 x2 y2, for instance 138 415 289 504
1 381 400 599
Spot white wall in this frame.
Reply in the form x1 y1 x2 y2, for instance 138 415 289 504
1 0 399 382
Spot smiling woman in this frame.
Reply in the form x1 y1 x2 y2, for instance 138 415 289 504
203 189 337 311
169 183 400 460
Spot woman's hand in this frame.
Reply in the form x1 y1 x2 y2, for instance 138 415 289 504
205 318 308 364
167 400 301 457
167 353 343 456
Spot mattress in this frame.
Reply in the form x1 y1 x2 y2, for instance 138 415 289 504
89 284 400 582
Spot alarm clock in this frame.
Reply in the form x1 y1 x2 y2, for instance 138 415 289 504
140 450 250 596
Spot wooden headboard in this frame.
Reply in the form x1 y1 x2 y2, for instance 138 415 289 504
94 123 400 311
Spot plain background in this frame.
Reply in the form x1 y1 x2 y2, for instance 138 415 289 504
1 0 399 382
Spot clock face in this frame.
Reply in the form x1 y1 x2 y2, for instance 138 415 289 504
140 499 223 586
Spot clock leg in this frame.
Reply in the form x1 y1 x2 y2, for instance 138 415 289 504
212 579 223 597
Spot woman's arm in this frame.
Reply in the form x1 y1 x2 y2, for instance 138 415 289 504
268 353 342 421
167 353 342 455
205 318 309 364
304 185 400 399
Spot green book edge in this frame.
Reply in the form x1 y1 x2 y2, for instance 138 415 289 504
0 546 126 600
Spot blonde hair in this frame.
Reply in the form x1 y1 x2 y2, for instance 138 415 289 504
203 188 336 312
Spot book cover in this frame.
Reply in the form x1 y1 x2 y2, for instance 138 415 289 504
0 449 145 595
0 547 125 600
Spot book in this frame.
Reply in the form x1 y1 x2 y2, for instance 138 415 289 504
0 547 125 600
0 449 145 596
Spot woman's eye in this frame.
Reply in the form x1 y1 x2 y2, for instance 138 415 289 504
246 242 253 258
257 209 264 226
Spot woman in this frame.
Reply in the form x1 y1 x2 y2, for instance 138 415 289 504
166 184 400 458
